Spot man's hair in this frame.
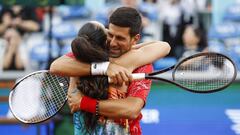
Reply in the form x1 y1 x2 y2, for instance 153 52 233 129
109 7 142 37
71 22 109 134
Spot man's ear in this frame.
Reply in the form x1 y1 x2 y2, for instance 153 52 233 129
132 34 141 45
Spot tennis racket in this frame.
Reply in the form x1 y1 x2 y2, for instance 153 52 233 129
131 52 237 93
9 70 69 124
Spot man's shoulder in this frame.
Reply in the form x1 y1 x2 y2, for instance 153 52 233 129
133 64 153 73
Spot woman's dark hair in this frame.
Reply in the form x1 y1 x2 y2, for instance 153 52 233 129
72 22 109 63
109 7 142 37
191 25 208 51
71 22 109 134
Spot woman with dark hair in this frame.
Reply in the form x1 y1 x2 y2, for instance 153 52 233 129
71 21 110 134
179 25 208 59
69 21 170 135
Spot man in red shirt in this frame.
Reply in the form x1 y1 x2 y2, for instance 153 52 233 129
50 7 170 135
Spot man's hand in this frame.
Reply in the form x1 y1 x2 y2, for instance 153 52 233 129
107 62 132 86
67 88 83 113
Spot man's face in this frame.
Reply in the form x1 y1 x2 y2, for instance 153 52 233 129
107 23 139 58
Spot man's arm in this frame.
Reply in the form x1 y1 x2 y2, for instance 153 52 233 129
97 66 152 119
68 65 152 119
98 97 143 119
68 90 143 119
66 76 143 119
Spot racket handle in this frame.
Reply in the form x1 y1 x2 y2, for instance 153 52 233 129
108 73 146 83
132 73 146 80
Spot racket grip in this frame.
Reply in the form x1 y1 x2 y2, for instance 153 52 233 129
108 73 146 83
132 73 146 80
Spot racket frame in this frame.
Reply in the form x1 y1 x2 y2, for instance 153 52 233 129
146 52 237 93
9 70 69 124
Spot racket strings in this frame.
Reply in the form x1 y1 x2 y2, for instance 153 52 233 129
174 54 235 92
10 72 68 123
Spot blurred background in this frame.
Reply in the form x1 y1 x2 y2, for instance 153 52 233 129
0 0 240 135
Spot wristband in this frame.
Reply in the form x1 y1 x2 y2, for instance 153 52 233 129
91 62 110 75
80 96 97 113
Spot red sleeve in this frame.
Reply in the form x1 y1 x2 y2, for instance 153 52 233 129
127 64 153 103
65 52 75 58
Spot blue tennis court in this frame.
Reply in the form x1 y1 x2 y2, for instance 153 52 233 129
141 82 240 135
1 82 239 135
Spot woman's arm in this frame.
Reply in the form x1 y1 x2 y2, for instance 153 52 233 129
3 46 15 69
15 49 25 69
50 41 170 81
112 41 171 72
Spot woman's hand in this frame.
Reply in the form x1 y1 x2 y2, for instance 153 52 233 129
68 88 83 113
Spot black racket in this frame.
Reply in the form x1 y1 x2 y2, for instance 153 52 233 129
131 52 237 93
9 70 69 124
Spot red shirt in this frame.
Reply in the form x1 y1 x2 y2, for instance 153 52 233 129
65 52 75 58
65 52 153 135
127 64 153 135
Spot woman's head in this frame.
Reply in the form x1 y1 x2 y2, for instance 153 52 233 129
71 21 109 63
183 25 207 51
